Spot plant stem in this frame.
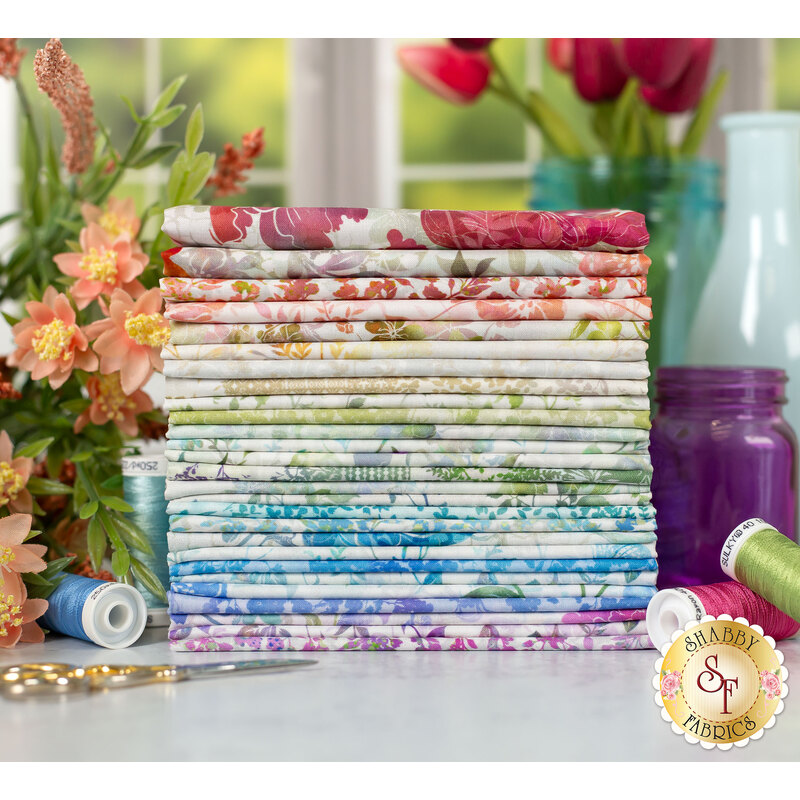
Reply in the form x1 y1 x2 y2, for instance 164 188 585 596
13 76 42 173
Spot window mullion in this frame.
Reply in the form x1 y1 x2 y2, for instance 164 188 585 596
289 38 398 207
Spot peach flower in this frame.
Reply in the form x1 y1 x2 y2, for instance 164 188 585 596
0 572 48 648
0 432 33 514
8 287 98 389
74 373 153 437
0 514 46 580
53 223 147 309
81 197 141 241
87 288 170 394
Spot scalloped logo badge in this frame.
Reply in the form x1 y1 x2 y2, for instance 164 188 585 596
653 616 788 750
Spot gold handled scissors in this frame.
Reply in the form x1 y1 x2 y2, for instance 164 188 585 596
0 659 316 698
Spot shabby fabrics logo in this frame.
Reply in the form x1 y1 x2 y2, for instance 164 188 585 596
653 616 789 750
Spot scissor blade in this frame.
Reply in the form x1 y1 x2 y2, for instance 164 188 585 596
176 659 316 681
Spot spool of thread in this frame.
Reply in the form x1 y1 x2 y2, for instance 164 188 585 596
40 574 147 649
721 517 800 625
647 581 800 649
122 444 170 627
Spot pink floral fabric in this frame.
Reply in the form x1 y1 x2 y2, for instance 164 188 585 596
167 319 651 345
162 206 649 252
160 276 647 303
163 247 652 280
164 298 653 324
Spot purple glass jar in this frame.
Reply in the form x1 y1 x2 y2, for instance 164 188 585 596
651 367 798 589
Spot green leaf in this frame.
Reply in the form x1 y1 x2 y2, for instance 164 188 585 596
591 102 615 148
100 474 124 491
150 105 186 129
642 106 669 158
111 547 131 578
87 516 107 571
2 310 21 327
130 556 167 603
152 75 187 114
166 150 191 205
79 500 99 519
680 70 730 157
181 152 215 202
526 90 587 158
130 143 180 169
611 80 639 157
70 451 93 463
0 211 22 227
101 495 134 513
113 514 154 555
185 104 204 157
27 476 73 496
121 95 143 124
23 571 52 587
14 437 54 459
60 397 91 414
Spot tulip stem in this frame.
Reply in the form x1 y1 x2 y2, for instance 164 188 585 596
486 45 586 158
486 48 527 111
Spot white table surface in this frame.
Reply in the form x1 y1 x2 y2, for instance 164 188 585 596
2 631 799 761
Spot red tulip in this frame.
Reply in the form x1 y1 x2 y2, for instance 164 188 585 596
398 45 491 105
449 39 495 52
546 38 574 74
573 39 628 102
640 39 714 113
620 39 693 88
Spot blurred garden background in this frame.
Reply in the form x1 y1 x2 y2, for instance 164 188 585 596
7 38 800 215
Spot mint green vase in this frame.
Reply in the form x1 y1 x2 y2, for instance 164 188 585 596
532 157 722 376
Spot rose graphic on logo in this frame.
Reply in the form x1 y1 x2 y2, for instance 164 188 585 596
660 669 683 701
759 670 781 701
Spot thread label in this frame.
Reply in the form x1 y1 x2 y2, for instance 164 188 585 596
122 456 168 477
653 617 787 750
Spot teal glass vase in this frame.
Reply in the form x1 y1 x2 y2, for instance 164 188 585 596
531 157 722 374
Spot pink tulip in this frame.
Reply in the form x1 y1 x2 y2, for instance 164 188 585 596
546 38 574 74
640 39 714 113
398 45 491 105
620 38 693 88
573 39 628 102
449 39 494 52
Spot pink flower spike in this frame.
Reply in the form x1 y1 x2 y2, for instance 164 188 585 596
89 288 170 395
573 39 628 103
33 38 96 174
620 39 693 89
640 39 715 113
398 45 491 105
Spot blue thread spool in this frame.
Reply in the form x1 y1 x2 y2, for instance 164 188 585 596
122 445 170 627
40 574 147 649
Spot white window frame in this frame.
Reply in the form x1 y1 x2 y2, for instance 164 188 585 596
0 37 778 224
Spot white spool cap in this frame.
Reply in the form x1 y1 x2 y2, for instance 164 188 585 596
646 588 708 650
82 581 148 649
720 517 772 580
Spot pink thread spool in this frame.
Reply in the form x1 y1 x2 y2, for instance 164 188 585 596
647 581 800 649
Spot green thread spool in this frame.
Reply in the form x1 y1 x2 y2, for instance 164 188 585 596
721 517 800 624
122 445 170 627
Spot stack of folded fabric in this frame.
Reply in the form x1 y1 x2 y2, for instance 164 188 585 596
161 206 656 652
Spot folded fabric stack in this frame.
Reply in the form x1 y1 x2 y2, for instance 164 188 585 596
161 206 656 652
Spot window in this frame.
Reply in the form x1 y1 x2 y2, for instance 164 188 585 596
15 37 289 207
775 38 800 109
